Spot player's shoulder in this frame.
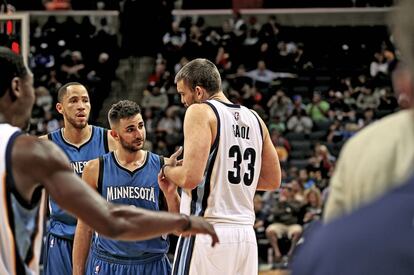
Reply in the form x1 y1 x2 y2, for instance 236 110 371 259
84 157 100 173
39 128 60 140
38 134 48 140
186 103 215 119
14 135 69 167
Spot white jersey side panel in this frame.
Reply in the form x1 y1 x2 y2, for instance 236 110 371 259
0 123 45 275
0 124 20 275
180 100 263 226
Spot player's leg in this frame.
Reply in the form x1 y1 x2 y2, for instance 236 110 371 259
236 226 258 275
188 225 256 275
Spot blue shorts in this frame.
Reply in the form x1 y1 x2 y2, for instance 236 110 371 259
42 233 73 275
86 248 171 275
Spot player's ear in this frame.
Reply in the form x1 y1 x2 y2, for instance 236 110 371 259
194 86 205 100
9 76 21 101
56 102 64 114
110 129 119 140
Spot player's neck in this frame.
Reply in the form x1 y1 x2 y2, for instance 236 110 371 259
115 149 147 170
208 91 232 104
62 124 91 146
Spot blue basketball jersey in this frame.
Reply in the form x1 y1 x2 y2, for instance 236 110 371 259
93 151 169 258
47 125 109 239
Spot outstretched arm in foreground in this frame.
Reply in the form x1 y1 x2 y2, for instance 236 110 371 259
12 136 219 240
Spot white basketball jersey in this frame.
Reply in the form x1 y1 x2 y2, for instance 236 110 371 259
180 100 263 225
0 123 46 275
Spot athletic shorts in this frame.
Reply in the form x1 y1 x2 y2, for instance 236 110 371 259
172 224 257 275
42 233 73 275
86 248 171 275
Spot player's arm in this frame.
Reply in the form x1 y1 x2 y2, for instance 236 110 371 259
12 136 219 244
253 111 281 191
163 104 212 189
159 173 180 213
73 159 99 275
106 129 117 151
158 149 183 212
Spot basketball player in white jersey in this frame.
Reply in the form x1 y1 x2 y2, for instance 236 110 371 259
162 58 281 275
0 46 218 275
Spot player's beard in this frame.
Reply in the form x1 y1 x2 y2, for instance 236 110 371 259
66 113 89 129
119 135 145 153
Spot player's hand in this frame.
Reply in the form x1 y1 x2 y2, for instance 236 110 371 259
179 216 219 247
158 172 177 195
165 146 183 167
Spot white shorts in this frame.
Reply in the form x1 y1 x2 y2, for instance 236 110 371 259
172 224 258 275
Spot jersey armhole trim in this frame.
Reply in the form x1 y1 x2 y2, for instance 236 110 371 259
5 130 28 275
97 156 104 194
158 155 167 211
204 101 220 153
103 128 109 153
249 110 264 141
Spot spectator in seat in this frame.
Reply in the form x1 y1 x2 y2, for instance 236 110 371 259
307 91 330 122
267 89 293 121
266 182 303 262
300 187 323 228
287 108 313 134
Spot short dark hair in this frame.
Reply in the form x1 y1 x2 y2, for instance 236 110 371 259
57 82 87 103
108 100 142 127
0 46 28 98
174 58 221 95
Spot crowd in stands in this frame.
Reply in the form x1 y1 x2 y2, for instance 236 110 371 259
136 12 399 267
18 3 400 269
2 0 395 11
181 0 394 9
27 14 119 133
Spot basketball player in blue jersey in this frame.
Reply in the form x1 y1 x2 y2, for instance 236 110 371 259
0 46 218 275
73 100 181 275
39 82 117 275
162 58 281 275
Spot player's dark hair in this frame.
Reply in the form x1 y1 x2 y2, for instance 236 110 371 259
0 46 28 98
108 100 142 126
174 58 221 95
57 82 87 103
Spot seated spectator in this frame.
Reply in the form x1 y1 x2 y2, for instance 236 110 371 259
287 108 313 134
356 85 380 110
156 105 183 149
343 89 357 110
254 194 268 239
270 129 290 163
370 51 388 78
268 115 286 134
141 84 169 115
300 187 323 228
307 91 330 122
377 87 398 111
291 179 305 203
267 89 293 121
309 144 335 179
266 183 303 262
35 86 53 113
163 20 186 50
60 50 86 81
358 108 376 129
